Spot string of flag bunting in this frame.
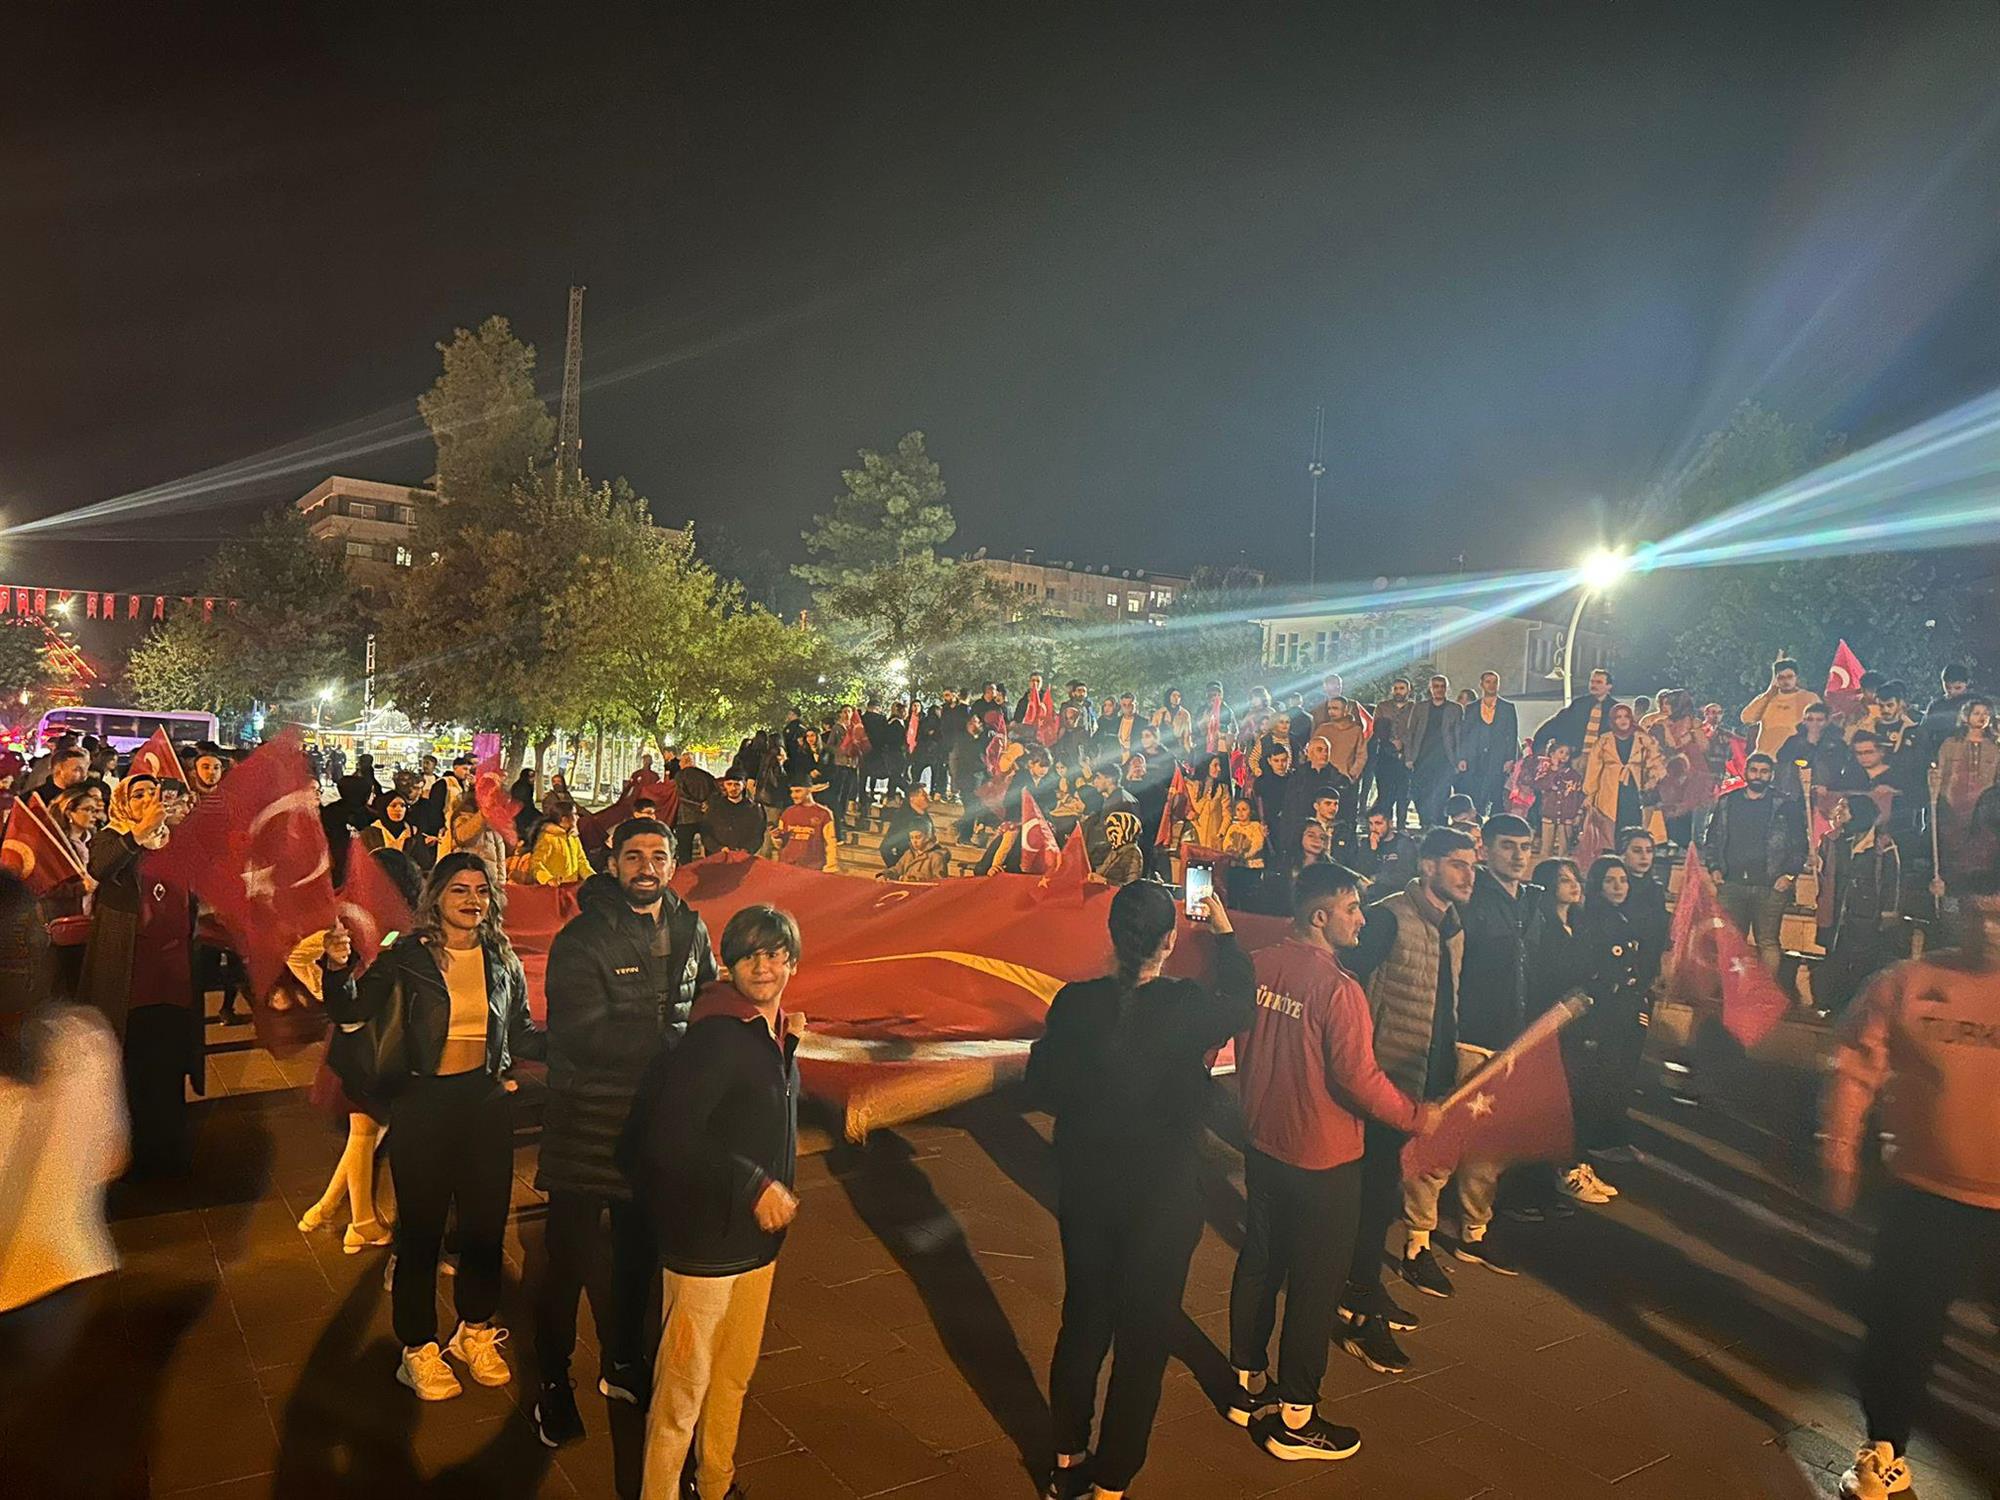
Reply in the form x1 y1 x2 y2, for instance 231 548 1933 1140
0 584 239 622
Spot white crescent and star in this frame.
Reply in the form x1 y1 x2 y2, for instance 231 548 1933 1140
244 786 331 891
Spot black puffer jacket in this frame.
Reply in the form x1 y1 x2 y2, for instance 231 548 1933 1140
535 872 716 1199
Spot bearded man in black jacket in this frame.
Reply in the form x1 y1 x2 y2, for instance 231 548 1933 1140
531 817 716 1448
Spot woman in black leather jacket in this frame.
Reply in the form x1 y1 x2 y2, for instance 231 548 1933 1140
324 851 543 1401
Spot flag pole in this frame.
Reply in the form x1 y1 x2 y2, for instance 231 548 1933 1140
1436 993 1590 1115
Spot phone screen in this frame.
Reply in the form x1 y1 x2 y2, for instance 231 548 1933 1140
1184 864 1214 919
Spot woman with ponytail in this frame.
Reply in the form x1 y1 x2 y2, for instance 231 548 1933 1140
1027 880 1254 1500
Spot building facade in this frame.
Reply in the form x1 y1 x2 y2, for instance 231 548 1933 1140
1255 602 1613 701
969 552 1192 625
296 476 430 597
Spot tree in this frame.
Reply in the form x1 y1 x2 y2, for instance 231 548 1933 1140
123 507 363 723
549 523 827 754
795 432 955 589
1642 402 1991 703
794 432 1014 694
417 316 555 504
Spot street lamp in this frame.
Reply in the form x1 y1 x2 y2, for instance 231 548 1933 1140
315 684 333 736
1562 548 1631 705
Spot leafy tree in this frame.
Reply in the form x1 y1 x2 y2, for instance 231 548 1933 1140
123 507 363 722
1640 401 1990 704
549 523 827 754
795 431 955 589
417 316 555 504
794 431 1014 694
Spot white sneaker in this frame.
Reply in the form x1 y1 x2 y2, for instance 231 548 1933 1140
1578 1163 1619 1198
397 1342 463 1401
446 1322 512 1387
1560 1167 1613 1205
1838 1441 1912 1498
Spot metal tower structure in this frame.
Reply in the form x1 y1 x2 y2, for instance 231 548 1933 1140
556 285 585 495
1307 403 1327 586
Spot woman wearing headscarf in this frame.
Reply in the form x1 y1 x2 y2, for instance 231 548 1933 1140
77 773 200 1178
360 791 415 854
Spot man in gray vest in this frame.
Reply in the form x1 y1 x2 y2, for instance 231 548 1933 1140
1335 825 1474 1374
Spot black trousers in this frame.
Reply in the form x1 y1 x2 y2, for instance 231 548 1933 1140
1412 754 1453 827
1228 1150 1361 1406
673 825 701 864
1859 1182 2000 1453
124 1004 194 1178
388 1071 514 1348
1572 1000 1648 1151
1344 1122 1406 1307
1049 1177 1203 1491
534 1190 655 1380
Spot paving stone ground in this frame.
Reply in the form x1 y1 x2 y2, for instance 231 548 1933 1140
8 989 1999 1499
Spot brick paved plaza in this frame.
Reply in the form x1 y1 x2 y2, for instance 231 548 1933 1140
7 1008 1997 1500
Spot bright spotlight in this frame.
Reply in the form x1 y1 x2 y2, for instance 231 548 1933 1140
1578 548 1631 592
319 685 336 701
886 657 909 677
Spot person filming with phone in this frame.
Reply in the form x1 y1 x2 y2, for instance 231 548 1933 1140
1029 881 1253 1500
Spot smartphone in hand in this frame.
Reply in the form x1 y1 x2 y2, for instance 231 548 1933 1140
1184 863 1214 920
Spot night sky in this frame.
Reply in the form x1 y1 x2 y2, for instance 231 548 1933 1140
9 2 2000 594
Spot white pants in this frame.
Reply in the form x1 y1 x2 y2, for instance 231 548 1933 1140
640 1261 776 1500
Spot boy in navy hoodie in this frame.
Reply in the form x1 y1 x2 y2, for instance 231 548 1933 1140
632 904 803 1500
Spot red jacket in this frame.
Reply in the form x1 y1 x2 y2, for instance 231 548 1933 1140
1234 937 1420 1170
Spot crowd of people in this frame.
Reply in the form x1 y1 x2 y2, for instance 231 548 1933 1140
0 645 1992 1500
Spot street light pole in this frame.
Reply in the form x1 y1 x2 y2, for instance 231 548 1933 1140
1561 586 1594 707
1563 548 1634 705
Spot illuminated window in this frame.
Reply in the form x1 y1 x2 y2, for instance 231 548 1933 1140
347 501 377 520
395 546 413 567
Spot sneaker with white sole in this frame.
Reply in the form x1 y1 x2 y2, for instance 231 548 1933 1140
397 1342 463 1401
1340 1314 1411 1374
445 1322 512 1386
1577 1162 1619 1197
1253 1411 1362 1461
1454 1234 1520 1276
1838 1441 1912 1498
1226 1374 1278 1428
1400 1245 1454 1298
1560 1166 1613 1204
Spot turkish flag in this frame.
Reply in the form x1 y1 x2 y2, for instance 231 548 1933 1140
1038 826 1090 904
1824 639 1866 719
149 727 335 1000
128 727 188 785
1 796 86 896
1667 848 1789 1049
474 754 523 848
334 847 418 972
1401 999 1583 1180
1017 789 1058 875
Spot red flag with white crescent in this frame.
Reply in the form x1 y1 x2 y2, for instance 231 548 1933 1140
335 846 417 972
1824 639 1866 719
149 727 336 999
1667 848 1788 1049
1 796 86 896
129 727 188 785
1400 1001 1581 1180
1017 789 1058 875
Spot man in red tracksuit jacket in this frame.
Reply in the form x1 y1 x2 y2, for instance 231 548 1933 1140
1225 861 1438 1465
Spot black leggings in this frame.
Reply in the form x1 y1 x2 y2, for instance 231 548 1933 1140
1229 1150 1360 1407
1049 1180 1203 1490
534 1191 655 1380
1859 1182 2000 1453
388 1071 514 1348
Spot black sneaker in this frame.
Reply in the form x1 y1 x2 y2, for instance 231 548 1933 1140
1226 1378 1278 1428
1339 1290 1419 1332
1340 1315 1411 1375
598 1359 648 1407
533 1377 584 1448
1503 1203 1546 1224
1254 1411 1362 1462
1400 1245 1454 1299
1454 1235 1520 1276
